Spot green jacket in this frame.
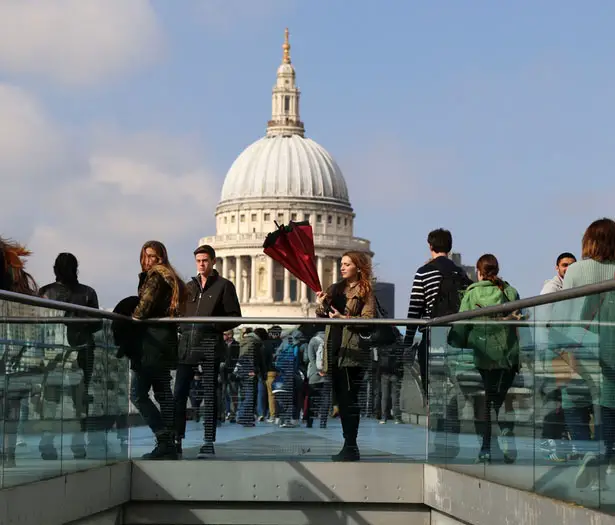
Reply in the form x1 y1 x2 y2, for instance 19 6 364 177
448 280 520 370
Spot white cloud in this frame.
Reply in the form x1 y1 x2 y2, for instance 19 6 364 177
0 0 162 86
26 132 220 306
0 83 218 306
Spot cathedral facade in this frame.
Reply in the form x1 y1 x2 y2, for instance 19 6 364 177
199 30 373 318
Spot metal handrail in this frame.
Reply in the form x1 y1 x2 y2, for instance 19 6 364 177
0 289 127 320
1 277 615 327
428 277 615 326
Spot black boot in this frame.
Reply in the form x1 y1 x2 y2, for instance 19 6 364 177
142 432 178 460
331 441 360 462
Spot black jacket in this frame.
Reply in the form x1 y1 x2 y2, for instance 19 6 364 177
39 281 102 347
178 270 242 364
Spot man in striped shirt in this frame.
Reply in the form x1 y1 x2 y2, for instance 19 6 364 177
404 228 472 398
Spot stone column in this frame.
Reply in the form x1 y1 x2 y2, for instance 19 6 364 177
250 255 257 302
332 257 339 283
235 256 243 302
300 282 308 302
317 256 324 289
267 256 274 301
283 269 291 303
242 272 249 304
221 257 229 279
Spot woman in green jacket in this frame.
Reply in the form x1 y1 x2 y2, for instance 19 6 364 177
448 253 520 464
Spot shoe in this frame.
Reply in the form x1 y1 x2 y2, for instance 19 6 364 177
16 439 26 448
476 449 491 463
499 428 517 464
175 440 183 457
394 418 402 425
258 416 265 422
576 452 599 489
331 444 360 462
39 443 58 461
141 432 178 460
379 419 386 425
197 442 215 459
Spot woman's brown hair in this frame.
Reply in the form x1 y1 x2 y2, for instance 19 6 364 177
476 253 506 291
342 251 373 298
582 218 615 262
139 240 187 317
0 238 37 295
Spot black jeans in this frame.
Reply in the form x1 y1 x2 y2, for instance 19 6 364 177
476 368 517 451
174 358 219 443
332 365 362 447
131 366 174 436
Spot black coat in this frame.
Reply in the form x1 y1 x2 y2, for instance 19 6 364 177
178 270 242 364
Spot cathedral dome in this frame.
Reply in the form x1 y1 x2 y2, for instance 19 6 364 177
219 134 350 204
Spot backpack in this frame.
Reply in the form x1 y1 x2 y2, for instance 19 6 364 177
429 258 472 318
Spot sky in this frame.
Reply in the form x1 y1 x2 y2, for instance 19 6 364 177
1 1 615 316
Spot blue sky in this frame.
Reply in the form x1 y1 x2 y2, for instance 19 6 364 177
1 1 614 315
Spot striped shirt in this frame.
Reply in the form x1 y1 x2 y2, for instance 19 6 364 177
404 257 468 343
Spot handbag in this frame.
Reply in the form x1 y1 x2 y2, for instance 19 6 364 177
359 296 399 347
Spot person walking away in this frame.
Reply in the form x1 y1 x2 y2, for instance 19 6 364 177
316 251 376 462
551 219 615 490
254 328 271 421
38 253 103 460
403 229 472 401
403 229 472 458
305 329 328 428
222 330 240 422
174 245 241 459
272 332 301 428
379 328 404 424
236 329 263 426
448 254 521 464
536 252 577 462
131 241 187 460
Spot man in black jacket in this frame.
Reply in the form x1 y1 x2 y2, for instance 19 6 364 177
174 245 241 458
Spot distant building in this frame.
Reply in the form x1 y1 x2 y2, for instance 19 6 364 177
450 252 476 281
374 281 395 318
198 29 373 319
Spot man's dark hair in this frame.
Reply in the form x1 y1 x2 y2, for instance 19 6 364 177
254 327 268 340
427 229 453 254
556 252 576 265
194 244 216 260
54 252 79 286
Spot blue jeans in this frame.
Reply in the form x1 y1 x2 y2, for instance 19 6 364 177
237 377 255 425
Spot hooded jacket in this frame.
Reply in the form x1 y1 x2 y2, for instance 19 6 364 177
448 280 521 370
540 274 563 296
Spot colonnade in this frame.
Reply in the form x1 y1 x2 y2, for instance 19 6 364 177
216 255 339 304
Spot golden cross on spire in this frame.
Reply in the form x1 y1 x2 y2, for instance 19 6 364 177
282 27 291 64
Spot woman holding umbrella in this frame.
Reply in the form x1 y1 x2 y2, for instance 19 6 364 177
316 251 375 462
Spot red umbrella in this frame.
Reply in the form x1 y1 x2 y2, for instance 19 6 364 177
263 221 322 293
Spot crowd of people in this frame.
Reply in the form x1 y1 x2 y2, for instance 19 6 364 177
0 217 614 481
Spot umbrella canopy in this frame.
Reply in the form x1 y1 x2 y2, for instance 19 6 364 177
263 221 322 293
